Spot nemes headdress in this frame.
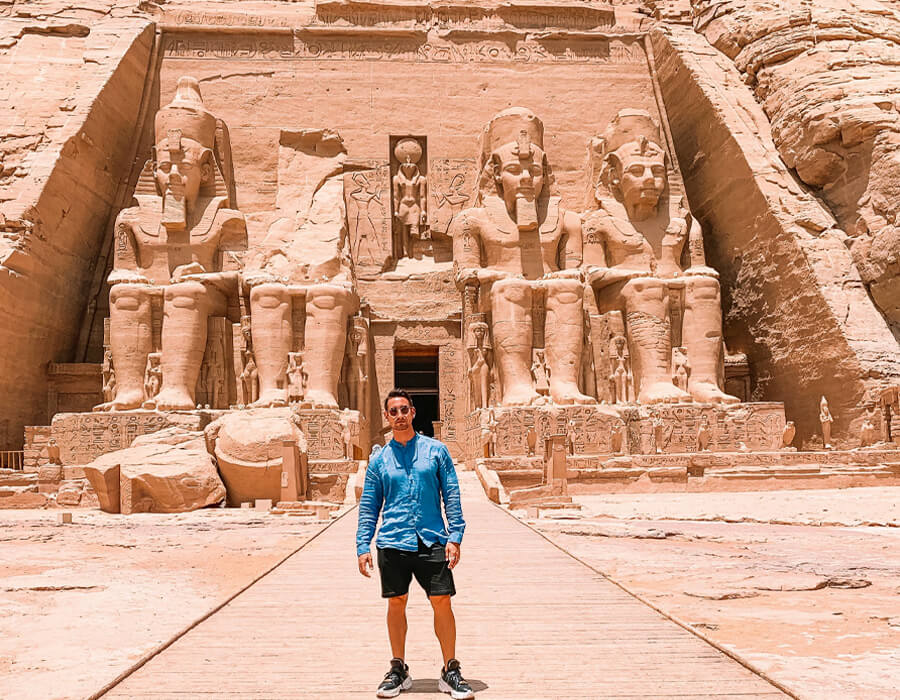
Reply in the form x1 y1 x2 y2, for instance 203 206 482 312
155 76 217 151
597 109 668 195
476 107 551 203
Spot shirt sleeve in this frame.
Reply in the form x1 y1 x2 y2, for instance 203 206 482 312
356 458 383 556
437 445 466 544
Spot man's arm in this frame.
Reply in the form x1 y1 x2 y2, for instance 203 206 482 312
356 458 384 557
437 445 466 545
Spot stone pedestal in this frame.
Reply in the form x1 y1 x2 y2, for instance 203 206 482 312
466 402 786 463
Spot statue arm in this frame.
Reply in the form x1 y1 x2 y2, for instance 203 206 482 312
108 213 149 285
683 211 718 278
392 176 400 216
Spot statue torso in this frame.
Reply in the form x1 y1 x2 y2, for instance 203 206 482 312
120 195 235 284
472 195 565 280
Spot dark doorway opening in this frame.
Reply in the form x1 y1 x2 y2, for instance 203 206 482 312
394 349 439 437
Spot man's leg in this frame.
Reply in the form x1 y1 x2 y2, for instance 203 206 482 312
386 594 409 661
429 594 456 667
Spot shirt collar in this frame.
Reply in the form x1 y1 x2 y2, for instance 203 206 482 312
390 432 419 450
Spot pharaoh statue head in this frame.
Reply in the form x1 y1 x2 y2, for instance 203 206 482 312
599 109 668 221
153 77 233 228
478 108 550 230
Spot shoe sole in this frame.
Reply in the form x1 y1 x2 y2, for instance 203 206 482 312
438 678 474 699
377 676 412 698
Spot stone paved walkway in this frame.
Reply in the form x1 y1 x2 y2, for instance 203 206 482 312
100 475 788 699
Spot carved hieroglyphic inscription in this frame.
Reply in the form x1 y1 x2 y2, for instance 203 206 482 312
294 409 360 460
344 166 391 272
162 34 646 66
429 158 476 235
439 344 461 445
50 412 186 465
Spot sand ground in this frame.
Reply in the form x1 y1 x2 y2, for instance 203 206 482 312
530 487 900 700
1 487 897 699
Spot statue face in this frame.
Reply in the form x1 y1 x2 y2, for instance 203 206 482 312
155 137 212 208
614 149 666 215
494 144 545 214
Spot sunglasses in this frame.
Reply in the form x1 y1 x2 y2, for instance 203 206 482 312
387 406 412 416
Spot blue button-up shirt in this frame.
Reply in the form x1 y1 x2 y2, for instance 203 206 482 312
356 433 466 556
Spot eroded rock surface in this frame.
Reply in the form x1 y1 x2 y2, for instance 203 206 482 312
82 427 225 513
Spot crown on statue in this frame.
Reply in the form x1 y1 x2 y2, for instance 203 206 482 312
602 109 664 156
484 107 544 157
154 76 217 151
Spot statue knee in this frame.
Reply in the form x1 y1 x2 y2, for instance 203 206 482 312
684 276 720 303
622 277 666 305
110 285 148 312
491 277 532 306
165 281 207 310
307 284 356 312
250 283 290 310
545 278 582 306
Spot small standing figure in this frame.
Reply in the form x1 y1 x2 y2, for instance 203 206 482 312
526 426 537 457
695 415 710 452
467 321 491 411
672 347 690 394
819 396 834 449
566 418 577 455
392 138 427 258
47 438 62 466
610 420 625 455
651 414 665 454
102 366 117 405
860 416 877 448
143 353 162 406
240 350 259 405
531 349 551 397
287 351 305 404
340 410 355 459
781 420 796 450
484 409 499 457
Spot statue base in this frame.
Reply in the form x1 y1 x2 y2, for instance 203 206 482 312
464 402 787 464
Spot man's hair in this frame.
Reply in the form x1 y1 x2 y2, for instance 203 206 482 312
384 388 414 411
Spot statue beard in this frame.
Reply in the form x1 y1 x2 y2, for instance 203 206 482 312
162 174 187 231
515 192 538 232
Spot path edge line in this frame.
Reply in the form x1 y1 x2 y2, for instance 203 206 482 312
494 502 802 700
85 505 359 700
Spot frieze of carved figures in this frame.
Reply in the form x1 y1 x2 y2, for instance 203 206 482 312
345 166 391 272
585 109 738 407
95 76 247 413
430 159 474 235
451 107 594 408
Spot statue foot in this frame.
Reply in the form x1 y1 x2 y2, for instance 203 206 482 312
501 386 541 406
638 381 691 404
304 389 339 409
550 383 597 405
93 390 144 412
251 391 288 408
153 388 196 411
690 381 740 405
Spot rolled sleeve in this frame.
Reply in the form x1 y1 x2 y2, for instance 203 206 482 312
437 445 466 545
356 459 383 556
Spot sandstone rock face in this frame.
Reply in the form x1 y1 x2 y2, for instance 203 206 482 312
691 0 900 324
82 427 225 514
206 408 298 506
0 14 153 446
652 26 900 439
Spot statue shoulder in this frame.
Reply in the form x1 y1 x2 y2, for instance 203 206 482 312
115 205 140 229
449 206 487 234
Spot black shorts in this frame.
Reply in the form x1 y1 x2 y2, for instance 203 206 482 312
377 538 456 599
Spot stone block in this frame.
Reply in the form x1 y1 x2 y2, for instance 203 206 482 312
57 512 72 525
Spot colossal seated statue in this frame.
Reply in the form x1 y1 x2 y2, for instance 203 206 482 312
95 76 247 411
243 129 359 409
451 108 594 406
585 109 737 405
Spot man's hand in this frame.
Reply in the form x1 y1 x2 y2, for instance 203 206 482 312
358 552 373 577
446 542 461 570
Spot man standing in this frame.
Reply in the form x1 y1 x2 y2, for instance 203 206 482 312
357 389 474 699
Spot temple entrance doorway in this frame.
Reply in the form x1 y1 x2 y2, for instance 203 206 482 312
394 348 439 437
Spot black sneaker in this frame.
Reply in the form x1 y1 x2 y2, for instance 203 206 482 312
439 659 474 699
377 658 412 698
